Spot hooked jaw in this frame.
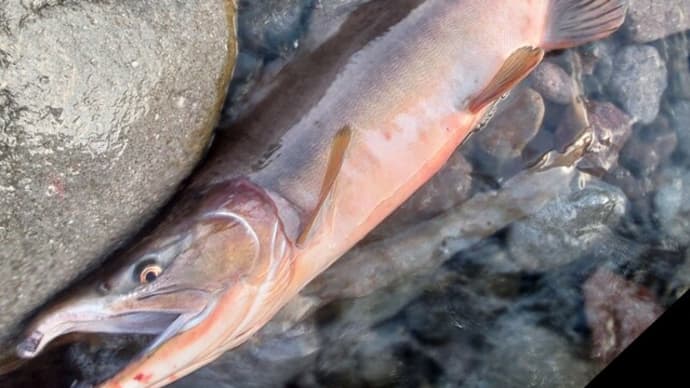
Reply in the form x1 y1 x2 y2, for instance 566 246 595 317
15 287 210 360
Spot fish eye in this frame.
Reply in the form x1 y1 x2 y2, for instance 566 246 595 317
135 260 163 284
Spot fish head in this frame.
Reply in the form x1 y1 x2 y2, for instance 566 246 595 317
15 179 292 365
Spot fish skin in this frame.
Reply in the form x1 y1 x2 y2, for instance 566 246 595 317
13 1 626 387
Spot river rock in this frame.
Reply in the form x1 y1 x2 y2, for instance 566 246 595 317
507 179 628 271
669 100 690 161
476 87 545 160
0 0 236 348
583 267 663 363
624 0 690 43
529 61 575 105
221 0 312 124
608 44 667 124
462 315 597 388
653 166 690 245
661 33 690 101
620 116 677 177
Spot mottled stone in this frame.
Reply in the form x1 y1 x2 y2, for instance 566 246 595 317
608 45 667 124
653 166 690 245
174 320 320 388
0 0 236 348
530 61 575 105
476 87 545 161
604 167 653 201
580 40 617 97
668 100 690 160
463 316 597 388
507 179 628 271
660 34 690 101
583 268 663 363
220 0 312 123
620 117 677 177
555 100 633 174
624 0 690 43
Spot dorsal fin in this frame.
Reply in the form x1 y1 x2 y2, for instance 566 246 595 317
296 126 353 246
469 46 544 114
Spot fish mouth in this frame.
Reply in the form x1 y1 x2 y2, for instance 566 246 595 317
15 287 214 360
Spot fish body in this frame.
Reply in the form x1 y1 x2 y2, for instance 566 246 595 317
14 1 626 387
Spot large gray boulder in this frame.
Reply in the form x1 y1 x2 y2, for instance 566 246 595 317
0 0 237 349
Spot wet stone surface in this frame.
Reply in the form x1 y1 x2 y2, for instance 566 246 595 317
0 0 236 350
625 0 690 43
507 179 628 272
609 44 667 124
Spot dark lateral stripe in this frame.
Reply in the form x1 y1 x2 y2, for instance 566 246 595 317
211 0 426 172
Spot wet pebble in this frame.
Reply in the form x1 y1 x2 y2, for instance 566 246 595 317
604 167 655 202
583 267 663 364
476 87 545 160
620 117 677 177
653 166 690 245
173 321 320 388
462 316 596 388
238 0 311 57
556 100 633 174
625 0 690 43
472 87 545 177
507 179 628 271
404 291 455 345
661 34 690 101
668 100 690 161
529 61 575 105
221 0 312 124
580 40 617 97
608 44 668 124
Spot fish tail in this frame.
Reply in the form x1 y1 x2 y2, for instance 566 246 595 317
542 0 627 50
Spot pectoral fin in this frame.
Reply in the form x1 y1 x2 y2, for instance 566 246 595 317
469 46 544 113
297 126 353 246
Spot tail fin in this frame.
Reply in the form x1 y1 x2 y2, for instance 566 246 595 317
542 0 627 50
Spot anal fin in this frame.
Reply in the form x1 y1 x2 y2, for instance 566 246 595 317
469 46 544 113
296 126 352 246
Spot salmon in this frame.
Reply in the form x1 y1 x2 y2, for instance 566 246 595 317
13 1 626 387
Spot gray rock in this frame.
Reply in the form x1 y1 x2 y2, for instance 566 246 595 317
583 267 662 363
660 33 690 101
654 166 690 245
624 0 690 43
238 0 312 57
0 0 236 347
555 100 633 175
462 316 597 388
173 320 320 388
221 0 312 124
476 87 545 160
580 40 617 97
620 117 677 177
669 100 690 159
530 61 575 105
507 179 628 271
608 45 667 124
